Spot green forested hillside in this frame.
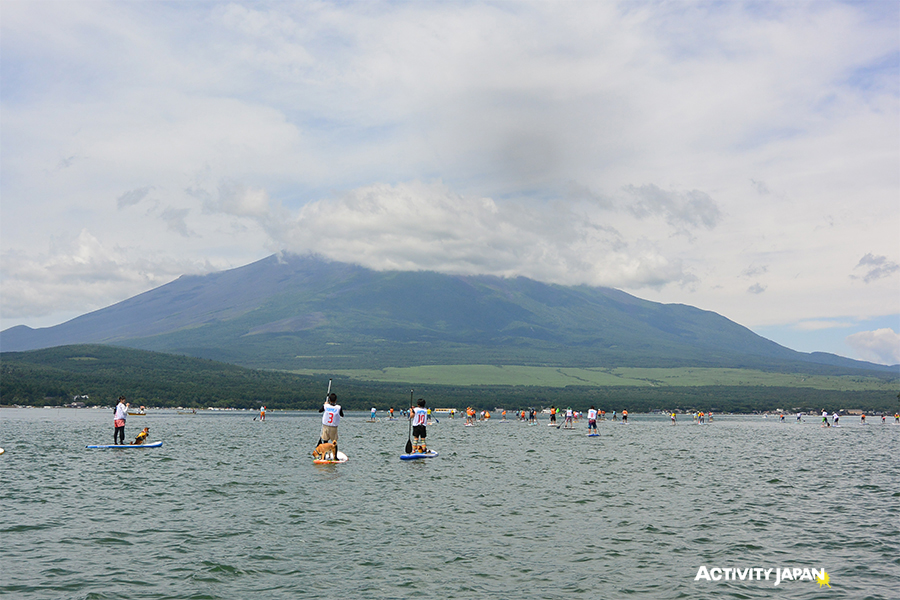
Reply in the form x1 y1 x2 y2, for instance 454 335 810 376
2 345 897 413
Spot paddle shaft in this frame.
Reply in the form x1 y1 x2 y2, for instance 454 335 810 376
405 389 414 454
315 378 334 447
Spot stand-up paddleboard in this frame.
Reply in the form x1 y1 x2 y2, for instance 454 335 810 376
86 441 163 449
400 450 438 460
313 451 348 464
0 447 5 455
464 423 475 427
587 433 599 437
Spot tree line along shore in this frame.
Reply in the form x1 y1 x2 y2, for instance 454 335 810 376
2 345 897 414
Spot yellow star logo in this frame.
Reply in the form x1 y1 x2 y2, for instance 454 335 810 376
816 571 831 588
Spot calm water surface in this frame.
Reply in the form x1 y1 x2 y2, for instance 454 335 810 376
1 408 898 599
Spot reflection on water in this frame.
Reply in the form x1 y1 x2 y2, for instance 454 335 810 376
1 409 898 599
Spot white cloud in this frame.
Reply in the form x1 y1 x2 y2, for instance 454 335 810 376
246 180 699 290
794 320 856 332
0 0 897 362
845 328 900 365
0 229 215 322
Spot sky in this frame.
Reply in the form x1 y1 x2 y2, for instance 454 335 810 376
1 1 898 365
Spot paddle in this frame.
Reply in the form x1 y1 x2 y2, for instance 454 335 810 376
405 389 414 454
315 378 333 448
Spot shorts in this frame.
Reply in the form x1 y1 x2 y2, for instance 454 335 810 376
412 425 426 438
588 419 596 429
320 425 338 442
114 419 125 428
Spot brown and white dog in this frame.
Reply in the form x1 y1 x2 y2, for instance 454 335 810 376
312 442 337 460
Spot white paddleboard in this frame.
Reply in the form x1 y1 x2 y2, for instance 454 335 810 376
313 451 349 464
86 441 163 449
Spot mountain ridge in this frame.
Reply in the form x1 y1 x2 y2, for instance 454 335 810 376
2 253 895 375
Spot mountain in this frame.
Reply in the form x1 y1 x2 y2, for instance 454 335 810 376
2 254 894 374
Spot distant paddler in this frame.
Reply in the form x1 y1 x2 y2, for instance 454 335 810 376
370 406 377 422
821 409 830 427
259 405 266 421
621 409 628 424
671 412 676 425
587 406 598 433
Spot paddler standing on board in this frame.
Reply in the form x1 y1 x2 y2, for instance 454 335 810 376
259 405 266 421
587 406 598 433
411 398 428 454
622 409 628 424
113 396 129 445
317 393 343 458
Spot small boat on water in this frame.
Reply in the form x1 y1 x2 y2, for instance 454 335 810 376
128 406 147 416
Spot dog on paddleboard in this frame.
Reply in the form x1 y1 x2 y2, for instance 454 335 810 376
312 442 337 460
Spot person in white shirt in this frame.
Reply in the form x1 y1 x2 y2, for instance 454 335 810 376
113 396 129 445
587 407 598 433
411 399 428 453
317 393 343 458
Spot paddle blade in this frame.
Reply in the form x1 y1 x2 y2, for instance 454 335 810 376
405 439 413 454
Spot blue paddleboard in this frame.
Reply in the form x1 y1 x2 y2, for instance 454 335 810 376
400 450 438 460
86 441 163 449
587 433 599 437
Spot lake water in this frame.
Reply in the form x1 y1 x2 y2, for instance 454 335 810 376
1 408 898 599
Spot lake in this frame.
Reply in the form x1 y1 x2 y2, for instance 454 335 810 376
1 408 897 599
